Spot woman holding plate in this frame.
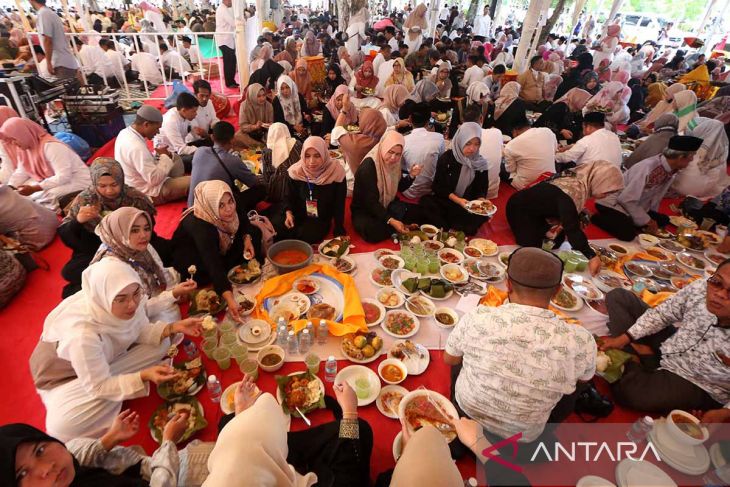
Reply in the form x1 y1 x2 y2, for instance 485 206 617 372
419 123 491 235
269 136 347 243
236 83 274 149
170 180 261 322
29 258 202 441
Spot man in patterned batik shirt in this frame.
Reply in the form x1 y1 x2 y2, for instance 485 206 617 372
601 259 730 422
444 248 596 445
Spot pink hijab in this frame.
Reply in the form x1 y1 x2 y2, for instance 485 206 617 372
0 106 19 166
0 118 60 180
326 84 357 123
611 69 630 85
288 136 345 186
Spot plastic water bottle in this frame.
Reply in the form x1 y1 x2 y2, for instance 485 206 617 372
183 339 198 358
317 320 329 345
324 355 338 382
464 478 478 487
306 320 314 338
299 329 312 354
286 330 299 355
206 375 222 403
276 317 288 347
627 416 654 443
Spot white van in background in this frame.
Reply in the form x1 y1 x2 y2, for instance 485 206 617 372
619 13 667 45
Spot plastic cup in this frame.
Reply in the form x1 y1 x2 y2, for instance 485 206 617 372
202 326 218 340
221 332 238 351
701 218 716 231
304 353 320 374
213 348 231 370
219 320 235 335
564 256 580 273
542 239 555 251
354 377 370 399
239 358 259 380
716 225 728 240
231 342 248 357
201 338 217 359
428 255 440 274
417 258 429 275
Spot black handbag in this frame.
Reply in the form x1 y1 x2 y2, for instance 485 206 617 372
574 382 614 422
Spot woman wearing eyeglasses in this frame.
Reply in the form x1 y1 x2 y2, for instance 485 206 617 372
599 259 730 421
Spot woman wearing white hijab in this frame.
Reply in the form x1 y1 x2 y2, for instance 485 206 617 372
29 258 202 441
205 378 372 487
672 117 730 199
261 122 303 203
273 75 312 140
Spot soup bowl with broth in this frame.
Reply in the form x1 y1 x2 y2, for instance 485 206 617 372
267 240 314 274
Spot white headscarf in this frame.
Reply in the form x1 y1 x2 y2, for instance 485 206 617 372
203 393 317 487
266 122 296 168
41 258 149 360
466 81 490 106
452 122 489 197
688 117 729 172
276 75 303 126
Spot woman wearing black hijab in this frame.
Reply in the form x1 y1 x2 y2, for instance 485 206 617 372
248 59 285 91
0 414 193 487
553 52 594 100
322 62 347 100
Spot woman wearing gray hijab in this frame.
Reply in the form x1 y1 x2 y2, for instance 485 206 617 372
624 113 678 168
419 122 491 235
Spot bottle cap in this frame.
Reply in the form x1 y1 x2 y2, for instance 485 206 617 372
302 329 309 335
644 416 654 424
208 375 217 382
328 355 335 361
288 330 294 336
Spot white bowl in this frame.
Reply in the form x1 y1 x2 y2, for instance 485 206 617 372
378 358 408 385
256 345 285 372
638 233 660 249
440 263 468 284
437 248 464 265
229 294 256 319
666 409 709 446
376 287 405 309
420 224 439 239
433 307 459 329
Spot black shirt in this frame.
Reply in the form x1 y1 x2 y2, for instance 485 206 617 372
284 175 347 235
351 157 413 223
431 150 489 201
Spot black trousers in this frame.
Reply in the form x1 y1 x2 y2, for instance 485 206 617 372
352 200 423 244
219 45 237 86
592 204 671 242
605 289 722 412
419 195 489 236
265 203 334 245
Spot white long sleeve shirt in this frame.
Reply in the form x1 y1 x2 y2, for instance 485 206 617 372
554 128 623 167
131 52 164 85
160 108 197 156
190 101 219 140
79 44 114 78
161 49 192 74
8 142 90 190
104 49 128 85
460 64 486 88
504 127 557 190
215 3 235 49
402 127 445 200
114 126 174 197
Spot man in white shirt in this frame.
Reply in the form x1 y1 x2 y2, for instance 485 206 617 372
555 111 623 168
216 0 238 88
181 36 200 65
130 49 164 85
372 44 391 80
114 105 190 205
190 79 218 145
76 38 116 85
460 55 485 89
384 26 399 53
31 0 79 79
439 4 450 25
504 119 557 190
159 42 192 79
99 39 128 86
473 6 492 37
402 103 445 200
159 92 200 170
445 247 595 449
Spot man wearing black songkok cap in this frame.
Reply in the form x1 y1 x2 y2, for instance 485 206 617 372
443 248 597 476
555 111 623 167
592 135 703 240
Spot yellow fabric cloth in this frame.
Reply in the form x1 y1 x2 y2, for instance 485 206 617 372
640 289 673 307
478 285 582 325
645 82 667 108
252 263 367 336
679 65 710 84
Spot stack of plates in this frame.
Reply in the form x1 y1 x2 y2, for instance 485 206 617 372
615 459 677 487
649 420 710 475
237 319 276 351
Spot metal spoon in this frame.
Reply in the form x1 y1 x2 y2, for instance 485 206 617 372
295 407 311 426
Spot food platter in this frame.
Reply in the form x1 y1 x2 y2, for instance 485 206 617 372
376 385 409 419
376 286 406 309
644 246 674 262
624 262 654 278
220 382 263 415
335 365 381 406
381 309 420 338
227 260 263 285
586 299 609 316
464 258 505 282
592 270 632 293
463 246 483 258
676 252 707 272
189 289 227 315
659 240 686 253
370 266 394 287
405 295 436 317
149 397 207 444
422 240 444 251
705 250 728 266
398 389 458 443
440 263 469 284
378 254 405 270
361 298 386 327
275 371 326 417
269 291 311 316
468 238 499 256
263 273 345 322
465 200 497 217
229 293 256 318
157 357 206 400
341 331 384 364
388 339 430 375
318 237 350 259
391 269 421 296
332 256 357 274
653 263 685 281
293 277 320 295
563 273 604 301
550 286 584 312
437 248 464 264
374 248 397 260
669 216 697 229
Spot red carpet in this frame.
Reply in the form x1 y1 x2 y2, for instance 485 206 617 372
0 92 663 483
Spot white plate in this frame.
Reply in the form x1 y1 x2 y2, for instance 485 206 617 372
440 263 469 284
465 200 498 217
464 258 504 281
469 238 499 256
369 266 394 288
550 286 584 312
149 399 205 444
268 291 311 316
335 365 381 406
237 319 272 345
593 270 633 293
332 256 357 274
576 475 617 487
405 295 436 317
676 252 708 272
378 254 405 270
462 245 484 259
650 420 710 476
376 287 406 309
340 334 383 364
615 459 676 487
422 240 445 251
264 273 345 322
374 248 397 260
563 273 604 301
432 307 459 329
292 277 320 295
437 248 465 264
420 286 454 301
398 389 459 442
659 240 686 253
497 251 512 268
381 309 421 338
420 224 439 239
391 269 422 296
244 330 278 352
275 372 326 418
361 298 386 327
318 238 350 259
377 385 409 419
624 262 654 278
393 431 404 461
705 250 728 267
388 339 430 375
220 381 240 415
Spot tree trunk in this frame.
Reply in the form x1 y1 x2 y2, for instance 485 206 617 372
466 0 481 23
538 0 569 45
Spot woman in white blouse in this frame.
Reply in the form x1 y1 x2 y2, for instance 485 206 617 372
30 258 203 441
0 119 91 210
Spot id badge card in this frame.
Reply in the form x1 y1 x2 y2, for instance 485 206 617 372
306 199 319 218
